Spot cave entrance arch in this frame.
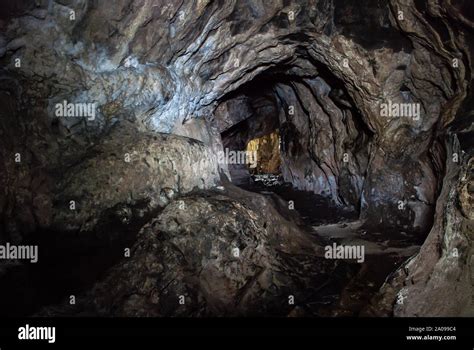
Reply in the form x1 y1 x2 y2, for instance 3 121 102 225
214 61 372 213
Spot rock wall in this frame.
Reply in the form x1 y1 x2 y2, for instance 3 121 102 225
0 0 472 316
86 185 325 317
2 0 471 235
52 124 221 233
365 137 474 316
274 77 370 208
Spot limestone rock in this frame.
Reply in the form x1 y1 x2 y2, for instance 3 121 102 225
52 124 221 233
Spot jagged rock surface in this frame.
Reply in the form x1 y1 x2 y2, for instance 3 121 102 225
88 186 327 317
52 124 221 233
2 0 472 235
364 139 474 317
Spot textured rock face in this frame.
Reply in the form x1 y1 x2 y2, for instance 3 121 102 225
1 0 472 235
365 140 474 317
0 0 473 318
52 124 220 233
275 78 370 208
90 186 325 317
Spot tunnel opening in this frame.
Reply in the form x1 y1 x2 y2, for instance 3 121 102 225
215 57 373 214
246 130 282 176
216 62 369 223
212 59 430 316
245 129 283 187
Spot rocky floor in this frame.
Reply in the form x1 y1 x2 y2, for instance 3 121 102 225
0 177 422 318
242 178 422 316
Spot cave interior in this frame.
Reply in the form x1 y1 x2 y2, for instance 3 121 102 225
0 0 472 318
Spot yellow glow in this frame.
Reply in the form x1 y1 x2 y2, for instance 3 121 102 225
245 130 281 174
